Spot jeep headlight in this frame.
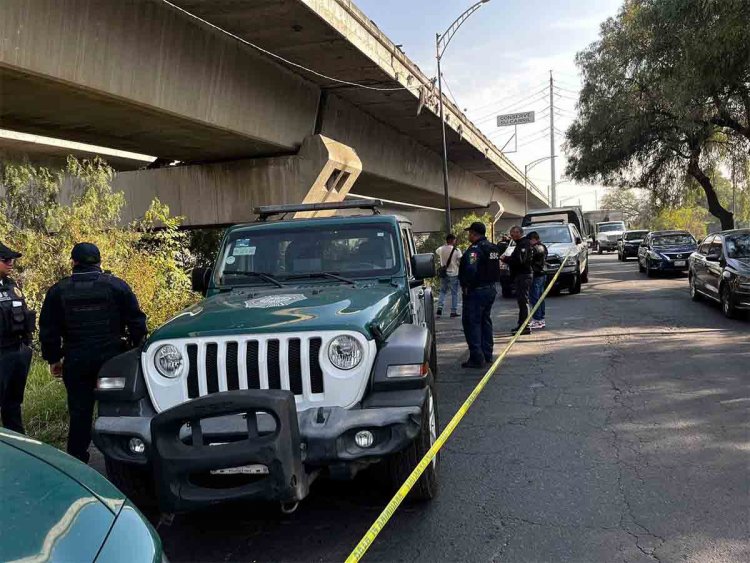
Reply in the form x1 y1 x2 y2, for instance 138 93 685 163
154 344 183 378
328 335 363 370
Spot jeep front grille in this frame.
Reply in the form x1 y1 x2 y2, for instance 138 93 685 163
185 337 325 400
143 331 375 414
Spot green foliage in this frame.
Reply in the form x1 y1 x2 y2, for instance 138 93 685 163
565 0 750 229
1 157 198 331
651 206 710 239
22 359 69 449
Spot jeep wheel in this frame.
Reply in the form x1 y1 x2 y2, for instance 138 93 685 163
386 386 439 501
105 458 157 509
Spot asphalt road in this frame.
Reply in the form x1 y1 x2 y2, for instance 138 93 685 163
94 254 750 562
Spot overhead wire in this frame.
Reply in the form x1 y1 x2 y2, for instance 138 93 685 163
160 0 413 92
473 92 549 124
466 80 550 113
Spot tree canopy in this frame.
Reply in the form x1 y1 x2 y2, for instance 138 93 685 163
565 0 750 230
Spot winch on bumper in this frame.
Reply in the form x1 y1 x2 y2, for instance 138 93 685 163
94 385 425 512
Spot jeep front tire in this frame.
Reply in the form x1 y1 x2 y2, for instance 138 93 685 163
385 385 439 501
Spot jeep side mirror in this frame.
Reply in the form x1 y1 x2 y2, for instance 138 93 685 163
191 266 212 296
411 254 436 280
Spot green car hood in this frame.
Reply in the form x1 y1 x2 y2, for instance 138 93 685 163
0 429 125 562
149 282 409 343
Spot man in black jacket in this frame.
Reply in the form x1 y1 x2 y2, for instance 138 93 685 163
528 231 548 330
39 243 147 462
502 226 534 335
0 242 35 434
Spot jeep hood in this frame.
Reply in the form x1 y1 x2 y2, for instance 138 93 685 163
148 284 409 343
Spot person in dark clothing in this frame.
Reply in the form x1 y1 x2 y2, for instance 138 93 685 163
527 231 548 330
458 222 498 368
39 243 147 462
0 242 35 434
502 226 534 335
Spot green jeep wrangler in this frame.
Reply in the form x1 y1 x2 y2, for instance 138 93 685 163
93 200 440 513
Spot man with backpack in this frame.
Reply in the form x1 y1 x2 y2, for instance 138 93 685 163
502 226 534 335
458 222 501 368
527 231 548 330
435 234 462 317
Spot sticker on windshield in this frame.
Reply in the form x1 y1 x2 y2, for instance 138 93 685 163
244 294 306 309
225 256 236 265
233 246 256 256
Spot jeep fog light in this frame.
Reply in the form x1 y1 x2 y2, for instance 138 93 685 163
128 437 146 455
97 377 126 390
154 344 183 378
355 430 374 448
328 335 363 370
386 363 428 378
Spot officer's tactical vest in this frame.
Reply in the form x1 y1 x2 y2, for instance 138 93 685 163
59 274 122 360
0 278 34 348
476 239 503 284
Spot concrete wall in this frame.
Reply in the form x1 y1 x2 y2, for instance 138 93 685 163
113 135 361 226
321 94 496 208
0 0 320 159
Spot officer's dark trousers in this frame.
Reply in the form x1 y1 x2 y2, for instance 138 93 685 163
514 274 533 327
462 285 497 364
62 357 102 463
0 344 31 433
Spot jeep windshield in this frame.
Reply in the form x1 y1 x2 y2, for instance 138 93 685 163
726 233 750 258
215 223 401 286
624 231 649 241
652 234 695 247
529 225 573 244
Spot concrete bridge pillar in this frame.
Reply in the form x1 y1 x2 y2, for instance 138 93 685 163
113 135 361 226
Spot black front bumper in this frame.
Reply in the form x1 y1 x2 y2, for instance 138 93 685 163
151 390 307 512
94 389 424 512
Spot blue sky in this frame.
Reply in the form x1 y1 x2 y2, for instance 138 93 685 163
356 0 623 210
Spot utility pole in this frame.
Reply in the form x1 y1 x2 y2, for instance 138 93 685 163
549 70 556 207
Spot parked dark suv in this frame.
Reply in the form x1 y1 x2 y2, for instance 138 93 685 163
638 230 697 276
689 230 750 319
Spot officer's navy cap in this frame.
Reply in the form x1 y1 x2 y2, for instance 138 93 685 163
0 241 22 260
465 222 486 236
71 242 101 265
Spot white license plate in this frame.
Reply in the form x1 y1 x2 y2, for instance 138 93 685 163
674 260 686 267
210 464 269 476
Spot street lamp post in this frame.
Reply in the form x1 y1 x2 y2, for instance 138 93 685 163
436 0 491 234
524 155 556 214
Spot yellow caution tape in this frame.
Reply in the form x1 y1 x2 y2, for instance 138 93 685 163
345 249 576 563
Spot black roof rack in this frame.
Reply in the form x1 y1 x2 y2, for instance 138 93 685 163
253 199 383 221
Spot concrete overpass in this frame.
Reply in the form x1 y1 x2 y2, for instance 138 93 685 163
0 0 548 231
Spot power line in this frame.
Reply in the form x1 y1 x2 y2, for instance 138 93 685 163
466 81 549 112
441 74 461 109
554 85 579 95
160 0 412 93
473 88 549 118
474 92 549 123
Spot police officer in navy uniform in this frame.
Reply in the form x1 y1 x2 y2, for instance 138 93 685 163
39 243 147 463
458 222 499 369
0 242 35 434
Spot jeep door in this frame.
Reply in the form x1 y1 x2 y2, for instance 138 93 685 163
399 224 426 327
